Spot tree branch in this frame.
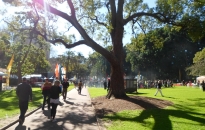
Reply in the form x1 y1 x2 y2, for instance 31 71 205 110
67 0 76 18
109 0 116 27
136 21 146 35
34 0 74 24
90 16 107 27
123 12 178 26
33 0 116 63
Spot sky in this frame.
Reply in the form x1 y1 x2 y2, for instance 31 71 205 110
0 0 156 58
51 0 156 58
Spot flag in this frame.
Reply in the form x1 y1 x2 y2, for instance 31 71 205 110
6 54 14 86
7 54 14 73
55 64 59 78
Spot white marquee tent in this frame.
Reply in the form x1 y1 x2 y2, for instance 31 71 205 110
196 76 205 83
0 72 7 76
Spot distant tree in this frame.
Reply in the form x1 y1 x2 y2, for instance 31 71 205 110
186 47 205 76
126 27 204 81
0 30 11 66
1 16 51 83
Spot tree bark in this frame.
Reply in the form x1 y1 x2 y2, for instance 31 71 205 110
106 64 127 99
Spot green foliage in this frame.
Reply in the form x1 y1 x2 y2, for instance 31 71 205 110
126 27 203 80
10 41 50 75
87 52 108 78
0 31 12 66
186 48 205 76
0 15 51 77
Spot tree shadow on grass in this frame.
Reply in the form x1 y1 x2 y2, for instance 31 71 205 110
100 96 205 130
104 108 205 130
127 92 148 95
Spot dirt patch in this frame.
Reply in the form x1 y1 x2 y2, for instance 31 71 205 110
91 96 173 129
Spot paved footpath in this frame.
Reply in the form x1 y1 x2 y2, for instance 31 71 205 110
6 87 100 130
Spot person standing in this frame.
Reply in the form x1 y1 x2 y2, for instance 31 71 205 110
201 80 205 91
107 79 110 92
50 80 62 122
103 80 107 90
154 80 164 97
78 80 83 94
62 78 69 100
42 78 52 110
16 78 32 125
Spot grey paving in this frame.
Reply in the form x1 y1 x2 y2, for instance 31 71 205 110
6 87 99 130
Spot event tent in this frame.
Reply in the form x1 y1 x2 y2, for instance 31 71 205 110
0 72 7 76
196 76 205 83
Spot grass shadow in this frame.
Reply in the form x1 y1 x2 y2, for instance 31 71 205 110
104 108 205 130
127 92 148 95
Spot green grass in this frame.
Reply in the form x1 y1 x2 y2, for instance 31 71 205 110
88 86 205 130
0 84 75 119
0 87 42 119
88 87 108 98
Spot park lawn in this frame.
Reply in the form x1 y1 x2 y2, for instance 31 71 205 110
0 87 42 119
88 86 205 130
0 84 75 120
88 87 108 98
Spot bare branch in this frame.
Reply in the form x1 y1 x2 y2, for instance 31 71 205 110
136 21 146 35
49 39 86 49
34 0 74 24
106 2 110 14
123 12 178 26
90 16 107 27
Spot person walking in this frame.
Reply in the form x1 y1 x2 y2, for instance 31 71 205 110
154 80 164 96
50 80 62 122
78 80 83 94
62 78 69 100
52 77 59 85
16 78 32 125
42 78 52 110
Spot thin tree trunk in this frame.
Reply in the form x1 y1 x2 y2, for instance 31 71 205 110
17 64 22 84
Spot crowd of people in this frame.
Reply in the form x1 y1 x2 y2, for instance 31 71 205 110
16 76 85 125
138 79 173 89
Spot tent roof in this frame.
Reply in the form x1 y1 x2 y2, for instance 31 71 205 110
0 71 7 76
197 76 205 79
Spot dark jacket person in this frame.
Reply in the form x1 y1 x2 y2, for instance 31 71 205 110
16 78 32 125
62 78 69 100
50 80 62 122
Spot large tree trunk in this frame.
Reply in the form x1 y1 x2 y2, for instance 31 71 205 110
106 21 127 99
106 64 127 99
